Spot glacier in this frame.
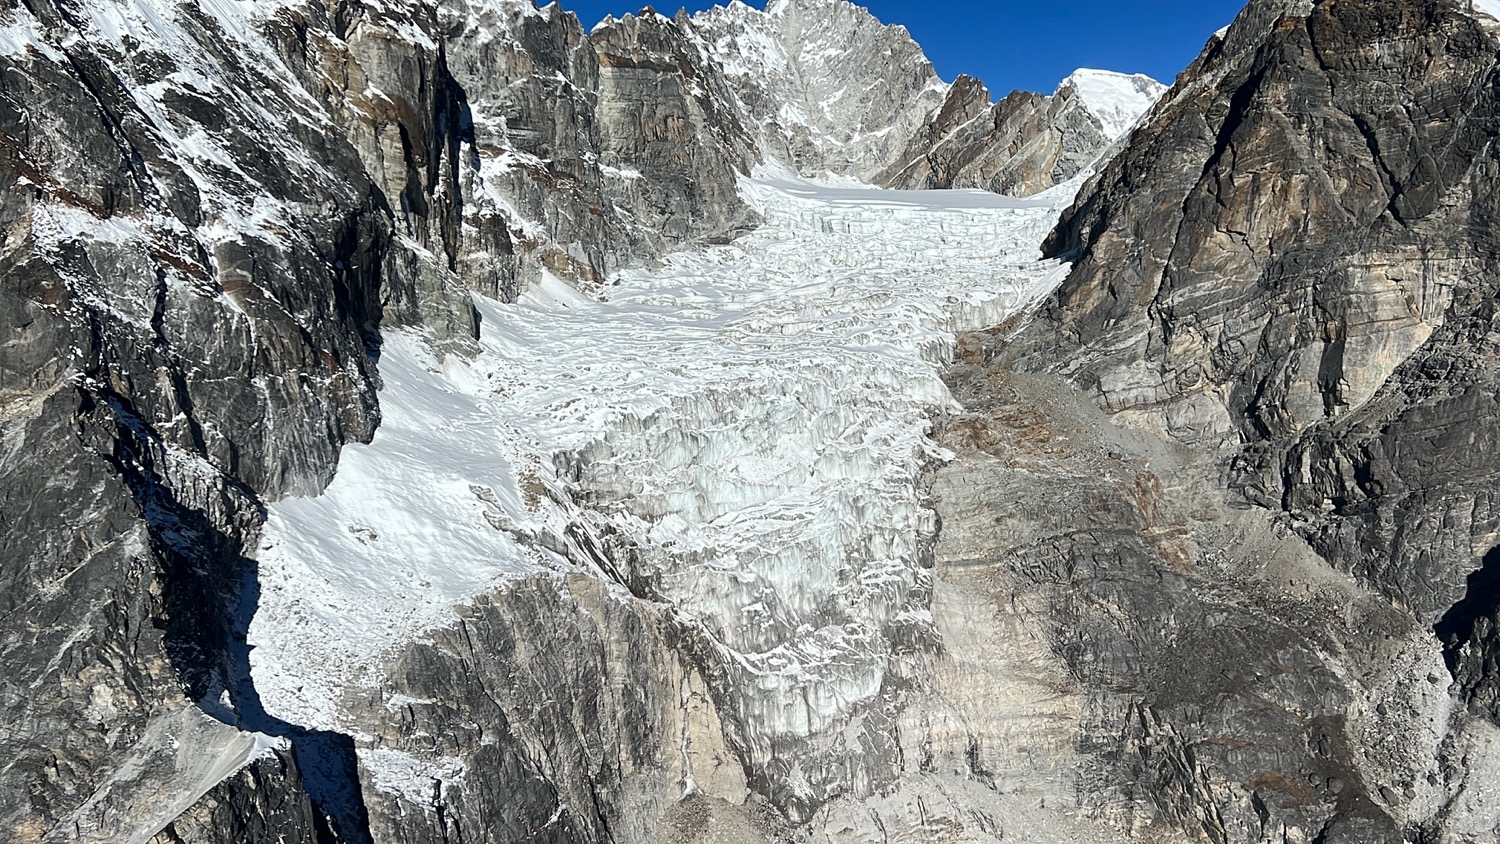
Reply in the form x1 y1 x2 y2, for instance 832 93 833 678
8 0 1500 839
247 165 1079 796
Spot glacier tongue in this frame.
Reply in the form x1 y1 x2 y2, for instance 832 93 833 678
248 167 1073 803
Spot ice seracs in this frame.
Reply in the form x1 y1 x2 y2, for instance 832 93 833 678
248 167 1075 803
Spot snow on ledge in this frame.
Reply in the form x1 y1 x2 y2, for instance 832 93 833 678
1471 0 1500 22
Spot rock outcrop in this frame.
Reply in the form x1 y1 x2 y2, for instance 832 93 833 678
1 0 386 838
959 0 1500 840
591 10 761 253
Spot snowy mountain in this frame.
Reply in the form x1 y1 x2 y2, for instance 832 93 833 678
686 0 948 180
1057 68 1167 139
881 67 1168 194
0 1 1158 838
5 0 1500 843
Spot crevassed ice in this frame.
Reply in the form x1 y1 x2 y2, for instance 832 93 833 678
247 167 1073 752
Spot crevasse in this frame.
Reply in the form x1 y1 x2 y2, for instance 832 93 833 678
247 166 1074 793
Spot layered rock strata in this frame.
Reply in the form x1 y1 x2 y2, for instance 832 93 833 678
882 70 1167 196
962 0 1500 840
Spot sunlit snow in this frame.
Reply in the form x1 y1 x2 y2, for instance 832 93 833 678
1060 68 1169 140
248 167 1077 744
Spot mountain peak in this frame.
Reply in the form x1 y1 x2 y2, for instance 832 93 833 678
1056 68 1167 140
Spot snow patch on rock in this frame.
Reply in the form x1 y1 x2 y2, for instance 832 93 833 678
1472 0 1500 23
360 748 467 804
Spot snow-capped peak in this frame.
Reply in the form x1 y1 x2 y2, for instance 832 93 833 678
1058 68 1167 141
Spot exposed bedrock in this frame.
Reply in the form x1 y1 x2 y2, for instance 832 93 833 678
345 574 755 844
880 70 1166 196
972 0 1500 840
1 0 387 838
9 0 1500 841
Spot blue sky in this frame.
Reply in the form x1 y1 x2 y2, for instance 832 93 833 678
552 0 1246 94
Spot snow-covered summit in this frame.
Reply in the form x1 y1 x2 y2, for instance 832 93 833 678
581 0 1162 194
686 0 948 180
1057 68 1168 140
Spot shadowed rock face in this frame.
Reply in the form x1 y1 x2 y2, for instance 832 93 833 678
960 0 1500 840
1 0 387 838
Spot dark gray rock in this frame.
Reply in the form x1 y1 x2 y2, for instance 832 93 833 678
1 1 388 838
146 748 323 844
347 574 746 844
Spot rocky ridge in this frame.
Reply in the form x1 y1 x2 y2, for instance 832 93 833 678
960 0 1500 840
882 69 1167 196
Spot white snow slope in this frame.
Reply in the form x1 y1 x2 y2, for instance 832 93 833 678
1060 68 1169 140
247 166 1077 790
1473 0 1500 23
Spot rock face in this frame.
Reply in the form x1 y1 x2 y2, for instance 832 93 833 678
147 749 323 844
882 70 1167 196
0 0 773 839
687 0 946 181
965 0 1500 840
351 575 749 844
0 0 387 838
590 10 761 253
